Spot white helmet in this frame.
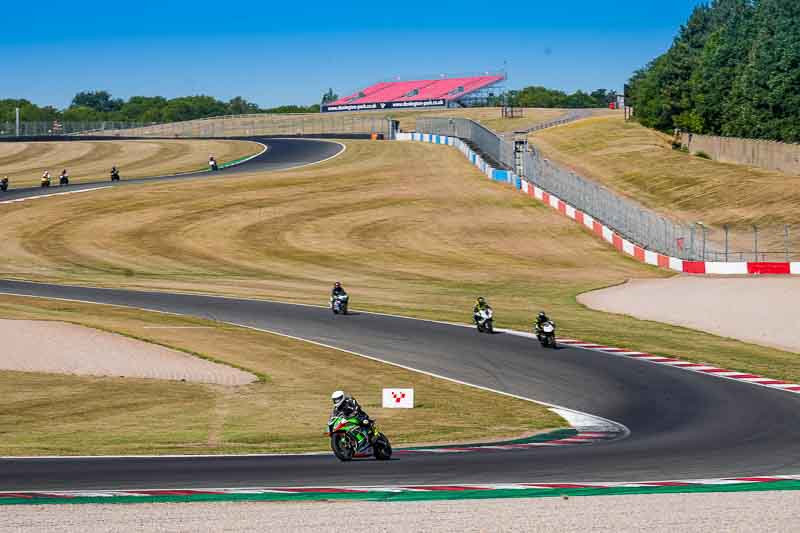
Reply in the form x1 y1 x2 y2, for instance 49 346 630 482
331 390 345 407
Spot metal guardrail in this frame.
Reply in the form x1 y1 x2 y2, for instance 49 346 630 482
415 116 798 262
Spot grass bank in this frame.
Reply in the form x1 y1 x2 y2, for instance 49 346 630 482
529 115 800 228
0 295 562 456
0 139 797 383
0 139 261 188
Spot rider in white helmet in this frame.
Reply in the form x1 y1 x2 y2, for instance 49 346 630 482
331 391 374 438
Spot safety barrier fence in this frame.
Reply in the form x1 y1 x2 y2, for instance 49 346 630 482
399 131 799 274
1 114 393 139
413 117 798 263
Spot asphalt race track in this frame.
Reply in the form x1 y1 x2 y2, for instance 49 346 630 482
0 137 343 202
0 139 798 491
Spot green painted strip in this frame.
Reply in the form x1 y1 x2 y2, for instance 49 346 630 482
2 480 798 506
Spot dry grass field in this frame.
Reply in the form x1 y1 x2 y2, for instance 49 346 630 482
0 139 261 188
387 107 566 132
1 139 797 383
0 295 562 456
529 115 800 228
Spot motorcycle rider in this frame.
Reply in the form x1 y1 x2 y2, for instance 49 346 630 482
1 176 8 191
59 169 69 185
331 390 375 439
110 166 120 180
473 296 492 325
534 311 553 335
209 155 219 171
331 281 347 299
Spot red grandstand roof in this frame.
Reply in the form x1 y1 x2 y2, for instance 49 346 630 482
329 75 504 106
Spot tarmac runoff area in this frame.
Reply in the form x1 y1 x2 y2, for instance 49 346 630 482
578 276 800 355
0 320 256 385
3 491 799 532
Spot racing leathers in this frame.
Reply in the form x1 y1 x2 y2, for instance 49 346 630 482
332 396 375 440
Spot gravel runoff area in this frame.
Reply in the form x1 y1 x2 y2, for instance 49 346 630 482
578 277 800 355
3 492 799 532
0 320 255 385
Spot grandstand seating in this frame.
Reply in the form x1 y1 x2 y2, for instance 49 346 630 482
329 75 504 106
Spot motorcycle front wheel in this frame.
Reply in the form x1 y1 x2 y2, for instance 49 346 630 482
331 432 356 461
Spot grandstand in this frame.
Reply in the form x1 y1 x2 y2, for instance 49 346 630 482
322 72 506 113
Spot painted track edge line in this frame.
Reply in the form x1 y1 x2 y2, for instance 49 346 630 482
0 290 630 460
2 281 796 397
2 475 799 503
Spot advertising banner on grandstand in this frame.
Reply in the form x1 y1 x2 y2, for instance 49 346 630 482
382 388 414 408
322 99 447 113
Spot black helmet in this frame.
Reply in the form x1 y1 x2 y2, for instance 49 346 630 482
538 312 547 321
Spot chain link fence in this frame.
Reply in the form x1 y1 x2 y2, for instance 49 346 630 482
416 116 798 262
0 121 151 137
1 114 392 139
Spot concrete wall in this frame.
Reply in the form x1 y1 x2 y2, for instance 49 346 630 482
682 132 800 175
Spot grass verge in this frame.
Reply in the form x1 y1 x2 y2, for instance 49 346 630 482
0 139 262 188
0 139 797 383
0 294 562 456
528 115 800 230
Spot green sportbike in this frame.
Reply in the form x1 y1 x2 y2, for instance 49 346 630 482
326 415 392 461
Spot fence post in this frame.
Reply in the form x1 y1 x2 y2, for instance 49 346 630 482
785 225 791 262
753 225 759 262
724 225 729 262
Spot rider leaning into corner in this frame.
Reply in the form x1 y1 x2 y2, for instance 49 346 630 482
331 390 375 439
473 296 492 323
534 311 551 331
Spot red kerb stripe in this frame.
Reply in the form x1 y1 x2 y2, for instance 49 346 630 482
747 262 791 275
682 261 707 274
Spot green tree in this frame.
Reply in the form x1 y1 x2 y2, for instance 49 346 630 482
227 96 260 115
71 90 124 113
321 88 338 104
724 0 800 141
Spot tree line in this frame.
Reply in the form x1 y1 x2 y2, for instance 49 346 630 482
499 87 618 109
0 91 321 124
628 0 800 142
1 83 616 126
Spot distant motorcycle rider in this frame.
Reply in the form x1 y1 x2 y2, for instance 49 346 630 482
331 390 375 439
331 281 347 299
1 176 8 191
110 166 120 180
534 311 552 334
473 296 491 324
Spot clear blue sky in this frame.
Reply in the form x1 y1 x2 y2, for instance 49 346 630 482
2 0 703 108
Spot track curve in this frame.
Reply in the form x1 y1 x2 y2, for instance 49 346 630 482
0 281 798 491
0 138 343 202
0 137 798 490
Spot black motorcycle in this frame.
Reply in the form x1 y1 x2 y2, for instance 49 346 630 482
0 178 8 192
59 174 70 186
110 169 120 182
536 321 557 348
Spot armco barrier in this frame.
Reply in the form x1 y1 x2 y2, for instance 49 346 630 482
397 132 799 276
